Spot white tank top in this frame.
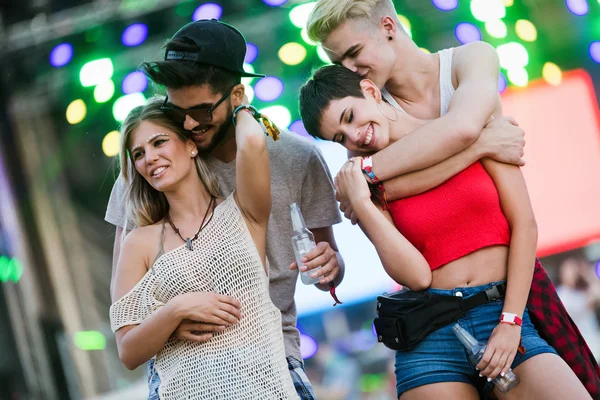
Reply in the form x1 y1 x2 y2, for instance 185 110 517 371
110 194 298 400
381 47 456 117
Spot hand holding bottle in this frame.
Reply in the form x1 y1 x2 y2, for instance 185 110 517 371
477 322 522 381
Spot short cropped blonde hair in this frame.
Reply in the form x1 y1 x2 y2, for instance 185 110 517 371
307 0 399 43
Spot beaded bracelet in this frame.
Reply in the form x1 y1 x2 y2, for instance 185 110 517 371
232 104 280 141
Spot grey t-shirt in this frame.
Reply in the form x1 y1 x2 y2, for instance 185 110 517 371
105 130 342 361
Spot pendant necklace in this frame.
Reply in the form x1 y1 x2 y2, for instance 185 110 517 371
167 196 215 251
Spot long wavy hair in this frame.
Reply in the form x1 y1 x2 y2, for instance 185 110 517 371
119 96 221 228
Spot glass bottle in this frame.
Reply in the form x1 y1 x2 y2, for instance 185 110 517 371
290 203 321 285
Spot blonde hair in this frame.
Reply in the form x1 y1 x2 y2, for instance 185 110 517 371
307 0 399 43
119 96 221 228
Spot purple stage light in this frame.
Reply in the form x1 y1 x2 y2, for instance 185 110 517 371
432 0 458 11
299 333 318 359
122 23 148 47
245 43 258 64
289 120 312 139
122 71 148 94
498 72 507 93
590 42 600 63
193 3 223 21
565 0 588 16
455 23 481 44
595 260 600 279
254 77 284 102
263 0 288 5
50 43 73 67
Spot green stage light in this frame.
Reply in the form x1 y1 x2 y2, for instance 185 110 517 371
66 99 87 124
503 0 514 5
112 93 146 122
507 67 528 87
74 331 106 351
359 374 385 392
301 28 317 46
102 130 121 157
496 42 529 69
259 105 291 129
279 42 307 65
515 20 537 42
398 15 412 39
94 80 115 103
0 256 23 283
543 62 562 86
485 19 507 38
471 0 506 22
316 46 331 64
242 64 257 86
80 58 114 87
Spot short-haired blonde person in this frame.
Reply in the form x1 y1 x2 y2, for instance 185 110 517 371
306 1 600 399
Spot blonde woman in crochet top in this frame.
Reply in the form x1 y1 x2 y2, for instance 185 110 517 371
109 96 298 399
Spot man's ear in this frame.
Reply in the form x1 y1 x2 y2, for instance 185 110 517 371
381 15 398 39
359 79 383 103
230 83 246 108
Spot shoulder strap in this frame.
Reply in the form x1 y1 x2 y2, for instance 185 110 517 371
150 222 167 270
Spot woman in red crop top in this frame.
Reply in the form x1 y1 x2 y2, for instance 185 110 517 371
299 65 591 400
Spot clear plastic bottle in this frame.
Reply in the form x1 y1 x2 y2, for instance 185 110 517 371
289 203 321 285
452 323 520 393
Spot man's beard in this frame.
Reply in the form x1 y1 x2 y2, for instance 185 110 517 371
195 107 234 155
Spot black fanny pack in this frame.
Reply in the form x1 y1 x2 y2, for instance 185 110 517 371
373 282 506 351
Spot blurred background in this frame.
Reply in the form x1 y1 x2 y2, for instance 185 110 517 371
1 0 600 399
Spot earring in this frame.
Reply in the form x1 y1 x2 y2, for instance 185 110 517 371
388 36 392 41
191 151 196 156
377 101 398 122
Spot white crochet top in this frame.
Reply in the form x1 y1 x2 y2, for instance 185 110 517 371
110 194 298 399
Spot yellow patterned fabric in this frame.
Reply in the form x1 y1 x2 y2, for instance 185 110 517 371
110 194 298 399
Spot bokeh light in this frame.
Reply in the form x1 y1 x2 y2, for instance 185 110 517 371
192 3 223 21
420 48 431 54
289 2 316 29
507 67 529 87
301 28 317 46
515 19 537 42
122 71 148 94
49 43 73 67
244 84 254 103
80 58 114 87
66 99 87 124
278 42 307 65
455 23 481 44
102 130 121 157
122 23 148 47
73 331 106 351
432 0 458 11
498 72 507 93
590 42 600 63
299 333 318 359
485 19 507 38
260 105 291 129
542 62 562 86
245 43 259 64
112 93 146 122
242 64 257 86
471 0 506 22
565 0 589 16
398 15 412 38
503 0 514 5
263 0 287 5
289 120 312 139
316 46 331 64
595 260 600 280
496 42 529 69
94 80 115 103
254 77 284 102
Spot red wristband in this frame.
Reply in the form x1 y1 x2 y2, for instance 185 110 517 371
500 312 523 326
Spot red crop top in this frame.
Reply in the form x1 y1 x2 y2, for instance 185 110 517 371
387 161 510 270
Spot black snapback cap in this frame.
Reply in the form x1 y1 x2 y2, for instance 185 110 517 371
165 19 265 78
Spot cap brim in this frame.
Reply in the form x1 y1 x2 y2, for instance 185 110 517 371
241 72 265 78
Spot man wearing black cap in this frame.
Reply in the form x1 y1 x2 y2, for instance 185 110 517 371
105 19 344 399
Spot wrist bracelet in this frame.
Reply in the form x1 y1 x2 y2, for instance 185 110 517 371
231 104 280 141
361 156 381 184
500 312 523 326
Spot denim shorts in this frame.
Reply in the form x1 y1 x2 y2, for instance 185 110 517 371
394 281 558 398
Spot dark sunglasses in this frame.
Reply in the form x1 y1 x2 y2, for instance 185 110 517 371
160 86 235 125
